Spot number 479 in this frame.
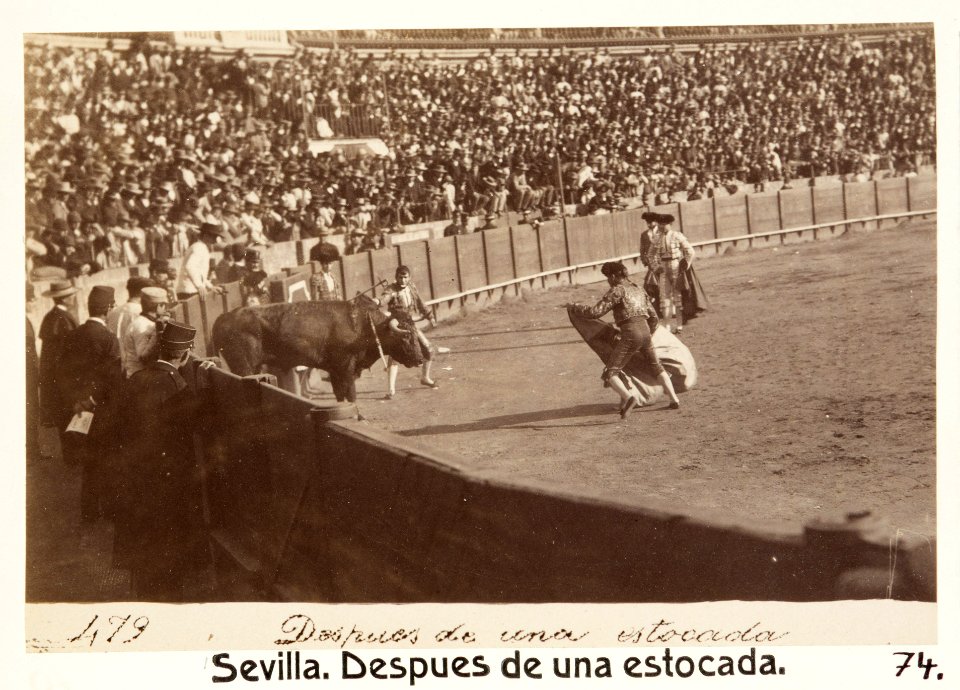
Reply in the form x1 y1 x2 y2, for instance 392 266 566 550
894 652 941 680
69 614 150 647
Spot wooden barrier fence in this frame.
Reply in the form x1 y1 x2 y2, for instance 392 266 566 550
194 364 936 603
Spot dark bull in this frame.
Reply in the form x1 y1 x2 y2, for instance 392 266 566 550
211 296 425 402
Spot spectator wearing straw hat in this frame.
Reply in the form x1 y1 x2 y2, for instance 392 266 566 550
38 280 79 434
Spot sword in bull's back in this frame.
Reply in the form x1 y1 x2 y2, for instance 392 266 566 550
356 279 390 370
352 279 387 302
368 314 389 371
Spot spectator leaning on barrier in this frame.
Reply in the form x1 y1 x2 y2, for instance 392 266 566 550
175 220 225 302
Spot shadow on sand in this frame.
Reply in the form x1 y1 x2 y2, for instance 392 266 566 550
398 402 659 437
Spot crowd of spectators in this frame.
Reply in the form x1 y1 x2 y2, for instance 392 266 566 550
25 29 935 277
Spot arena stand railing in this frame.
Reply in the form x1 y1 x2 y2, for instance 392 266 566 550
287 23 931 51
49 23 931 54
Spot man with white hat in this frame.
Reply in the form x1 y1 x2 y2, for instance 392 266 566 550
175 219 224 301
121 287 170 378
240 191 271 246
38 279 79 434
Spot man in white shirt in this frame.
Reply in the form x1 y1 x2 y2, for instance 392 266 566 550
121 287 169 378
175 220 224 301
240 192 271 246
106 275 152 344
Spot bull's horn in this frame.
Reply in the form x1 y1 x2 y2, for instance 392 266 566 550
388 320 405 334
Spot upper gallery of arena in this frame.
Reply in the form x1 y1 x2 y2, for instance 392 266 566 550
25 24 935 273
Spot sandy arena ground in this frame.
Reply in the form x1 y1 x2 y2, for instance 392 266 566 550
317 219 937 536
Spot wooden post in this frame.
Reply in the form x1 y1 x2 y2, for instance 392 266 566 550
480 229 493 303
710 196 721 252
452 235 464 310
427 239 441 315
776 190 785 245
841 182 849 233
873 180 881 229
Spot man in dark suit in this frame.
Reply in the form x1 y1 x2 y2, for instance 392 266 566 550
112 321 210 601
38 280 79 461
57 285 122 523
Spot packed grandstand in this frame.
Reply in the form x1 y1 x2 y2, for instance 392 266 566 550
25 25 935 277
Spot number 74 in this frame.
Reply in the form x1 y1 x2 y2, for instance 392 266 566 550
894 652 938 680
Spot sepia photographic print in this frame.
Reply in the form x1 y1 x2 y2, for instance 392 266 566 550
13 3 958 687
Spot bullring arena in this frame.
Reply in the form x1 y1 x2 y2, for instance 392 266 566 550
315 220 937 536
24 26 938 606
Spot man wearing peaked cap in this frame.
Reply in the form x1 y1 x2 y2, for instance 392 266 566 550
158 320 196 351
56 284 122 523
112 316 209 601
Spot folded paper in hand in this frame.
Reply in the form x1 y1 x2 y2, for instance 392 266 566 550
66 411 94 435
